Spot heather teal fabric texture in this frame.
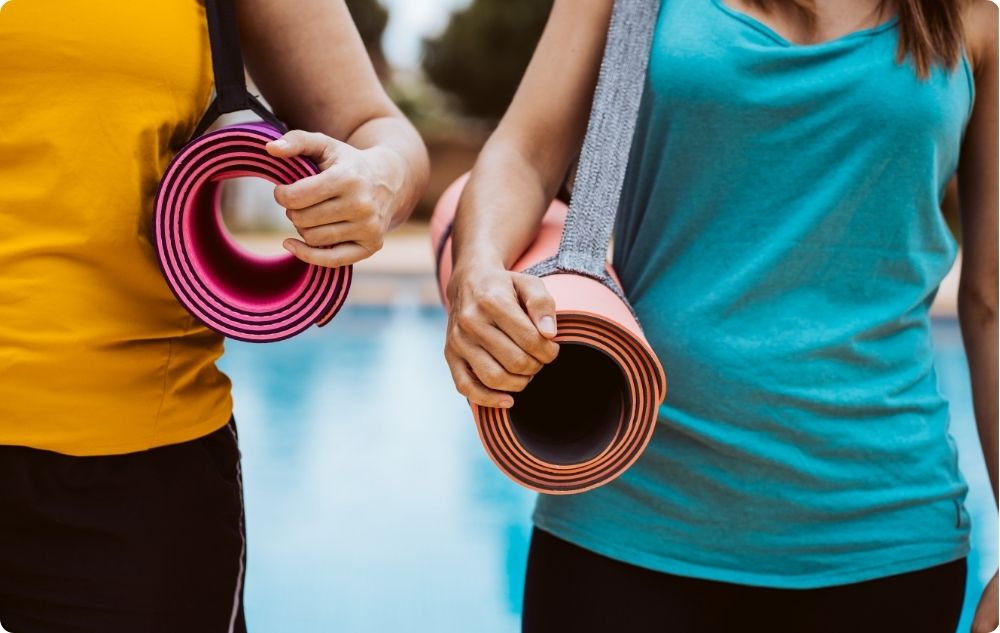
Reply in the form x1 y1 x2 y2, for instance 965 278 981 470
534 0 975 588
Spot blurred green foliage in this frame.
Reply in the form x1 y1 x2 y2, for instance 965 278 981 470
422 0 554 120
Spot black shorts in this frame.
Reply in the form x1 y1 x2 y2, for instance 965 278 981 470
523 528 967 633
0 420 247 633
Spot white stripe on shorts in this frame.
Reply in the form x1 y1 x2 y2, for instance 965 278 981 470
227 422 246 633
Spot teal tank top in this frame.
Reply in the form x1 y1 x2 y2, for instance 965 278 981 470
534 0 975 588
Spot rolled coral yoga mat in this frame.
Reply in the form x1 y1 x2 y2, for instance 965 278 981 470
431 0 666 494
432 178 665 495
153 122 352 342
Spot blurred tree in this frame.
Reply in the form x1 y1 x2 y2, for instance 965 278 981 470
422 0 554 120
345 0 390 79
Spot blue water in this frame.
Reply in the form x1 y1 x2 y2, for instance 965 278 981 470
220 307 997 632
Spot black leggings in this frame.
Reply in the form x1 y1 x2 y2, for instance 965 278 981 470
522 529 966 633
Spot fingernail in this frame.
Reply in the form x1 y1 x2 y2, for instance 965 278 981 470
499 397 514 409
539 316 556 336
271 139 290 150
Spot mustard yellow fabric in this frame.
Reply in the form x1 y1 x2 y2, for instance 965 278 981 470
0 0 233 455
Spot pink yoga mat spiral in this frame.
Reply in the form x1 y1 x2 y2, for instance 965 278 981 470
153 122 352 342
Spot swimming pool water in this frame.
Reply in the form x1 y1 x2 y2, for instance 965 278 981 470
220 307 997 632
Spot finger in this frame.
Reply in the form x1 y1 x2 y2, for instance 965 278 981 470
512 274 558 338
450 330 531 393
286 196 365 230
445 349 514 408
274 164 355 212
473 280 559 364
296 221 360 248
455 316 544 377
265 129 341 164
282 239 375 267
295 214 384 252
480 300 560 365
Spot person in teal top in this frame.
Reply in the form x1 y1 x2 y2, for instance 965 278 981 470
540 0 974 587
442 0 997 631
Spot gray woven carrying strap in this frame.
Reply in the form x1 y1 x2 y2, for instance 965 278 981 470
524 0 660 301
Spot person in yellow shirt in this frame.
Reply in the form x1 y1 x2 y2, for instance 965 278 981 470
0 1 429 631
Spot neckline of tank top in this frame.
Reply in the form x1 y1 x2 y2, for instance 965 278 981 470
710 0 900 50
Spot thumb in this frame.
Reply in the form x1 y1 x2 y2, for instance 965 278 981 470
265 129 339 165
512 273 557 338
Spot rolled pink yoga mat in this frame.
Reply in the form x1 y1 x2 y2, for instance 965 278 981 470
432 177 667 494
153 122 352 342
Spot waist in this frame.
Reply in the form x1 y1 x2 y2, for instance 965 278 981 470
0 310 230 455
532 410 970 588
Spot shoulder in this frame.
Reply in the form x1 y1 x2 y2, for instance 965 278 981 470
962 0 998 73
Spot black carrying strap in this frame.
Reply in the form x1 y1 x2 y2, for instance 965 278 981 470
191 0 287 138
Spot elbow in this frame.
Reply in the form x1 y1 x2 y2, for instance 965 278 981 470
958 284 998 330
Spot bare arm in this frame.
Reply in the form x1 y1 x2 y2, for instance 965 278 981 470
453 0 613 272
236 0 429 266
960 3 998 632
444 0 614 407
959 0 998 507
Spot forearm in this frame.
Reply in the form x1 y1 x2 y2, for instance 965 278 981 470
451 0 614 277
345 114 430 228
452 140 558 275
959 291 999 504
956 0 999 506
443 138 564 409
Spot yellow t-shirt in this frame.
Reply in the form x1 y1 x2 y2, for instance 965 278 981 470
0 0 233 455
